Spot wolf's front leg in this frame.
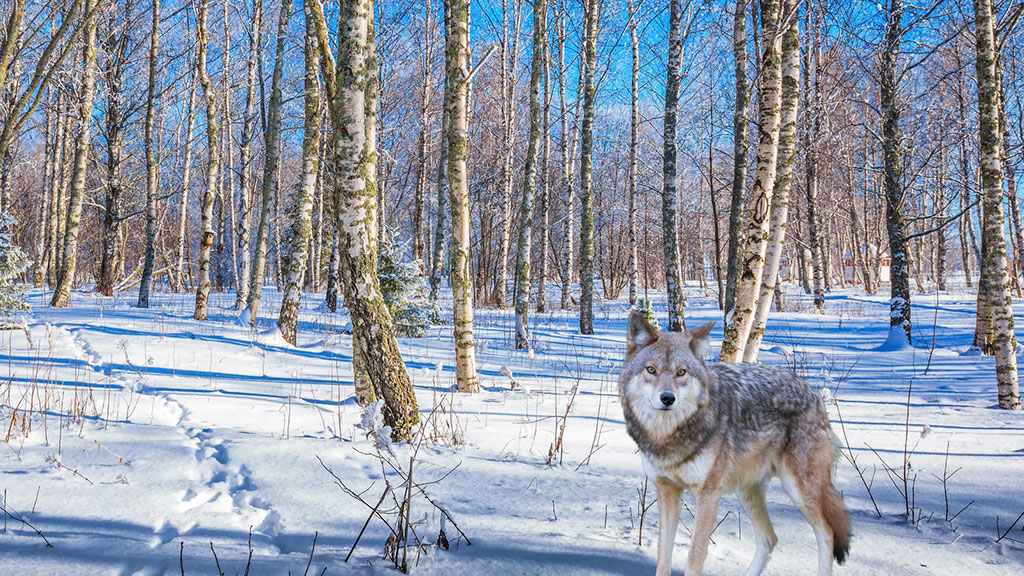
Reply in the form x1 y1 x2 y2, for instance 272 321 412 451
655 478 682 576
684 483 722 576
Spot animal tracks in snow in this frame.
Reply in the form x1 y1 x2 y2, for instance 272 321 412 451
149 426 283 553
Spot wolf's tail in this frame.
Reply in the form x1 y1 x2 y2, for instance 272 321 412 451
822 481 851 564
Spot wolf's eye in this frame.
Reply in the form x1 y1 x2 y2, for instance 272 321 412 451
645 366 656 374
676 368 687 377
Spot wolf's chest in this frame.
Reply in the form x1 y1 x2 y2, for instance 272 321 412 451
642 448 717 487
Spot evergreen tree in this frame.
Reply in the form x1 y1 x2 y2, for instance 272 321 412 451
377 236 440 338
0 211 30 328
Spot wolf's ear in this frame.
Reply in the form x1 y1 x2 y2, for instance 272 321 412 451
687 321 715 359
627 310 659 353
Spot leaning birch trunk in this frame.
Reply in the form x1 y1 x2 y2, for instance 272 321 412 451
513 0 546 350
662 0 686 332
193 0 220 321
626 0 639 307
175 77 198 292
234 0 263 309
973 0 1021 410
725 0 749 315
577 0 598 335
308 0 420 437
246 0 291 324
51 0 101 309
443 0 480 392
719 0 783 362
137 0 161 308
278 25 321 347
743 0 799 362
428 95 450 301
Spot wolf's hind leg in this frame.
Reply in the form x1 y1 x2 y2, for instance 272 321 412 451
655 479 682 576
739 483 777 576
779 466 834 576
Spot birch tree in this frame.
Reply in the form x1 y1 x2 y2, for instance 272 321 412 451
719 0 784 362
412 0 433 266
880 0 912 343
444 0 479 391
137 0 161 308
577 0 598 335
246 0 291 323
744 0 799 362
234 0 264 310
725 0 749 315
51 0 102 308
278 18 321 347
0 0 99 168
513 0 546 349
662 0 686 332
627 0 640 307
803 0 825 312
495 0 524 307
308 0 420 437
193 0 220 320
973 0 1021 410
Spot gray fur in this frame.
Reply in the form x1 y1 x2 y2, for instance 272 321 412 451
619 310 849 576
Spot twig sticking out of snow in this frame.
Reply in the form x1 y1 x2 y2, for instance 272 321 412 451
0 499 52 547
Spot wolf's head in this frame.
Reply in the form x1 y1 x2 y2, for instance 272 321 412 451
619 310 715 433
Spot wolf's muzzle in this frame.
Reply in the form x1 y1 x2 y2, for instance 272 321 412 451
660 391 676 407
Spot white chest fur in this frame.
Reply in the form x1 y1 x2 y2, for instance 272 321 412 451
642 448 716 488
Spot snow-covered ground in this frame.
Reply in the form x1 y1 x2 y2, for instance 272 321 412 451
1 284 1022 575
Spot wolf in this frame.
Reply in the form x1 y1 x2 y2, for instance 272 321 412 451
618 310 850 576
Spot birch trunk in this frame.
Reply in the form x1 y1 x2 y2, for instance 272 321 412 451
880 0 912 343
193 0 220 320
577 0 598 335
556 0 577 310
627 0 639 308
278 24 321 347
974 0 1021 410
309 0 420 436
175 77 199 292
246 0 291 323
326 233 339 312
43 95 67 286
428 94 450 301
804 0 825 312
719 0 783 362
137 0 161 308
513 0 546 349
662 0 686 332
235 0 263 309
536 20 552 314
51 0 101 308
218 0 236 291
443 0 479 391
495 0 523 307
412 0 432 266
725 0 749 315
744 0 799 362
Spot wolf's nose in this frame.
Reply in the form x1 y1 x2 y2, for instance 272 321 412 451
660 392 675 407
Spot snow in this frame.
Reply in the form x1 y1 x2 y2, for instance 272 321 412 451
1 285 1023 575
